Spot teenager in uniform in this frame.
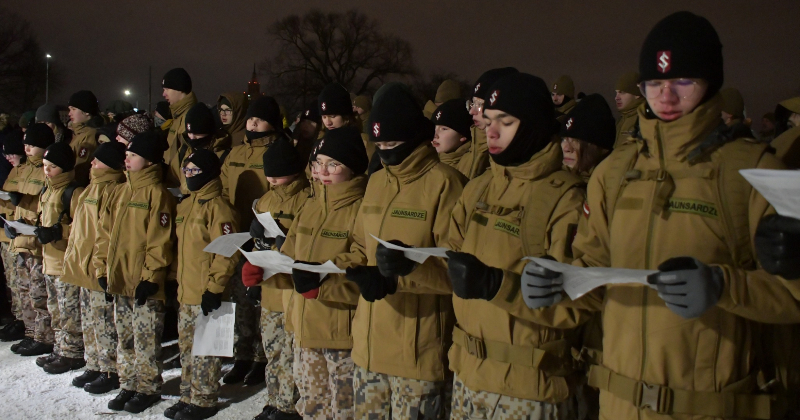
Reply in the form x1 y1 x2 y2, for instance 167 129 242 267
523 12 800 419
94 131 175 413
561 94 616 180
218 92 249 148
353 95 371 134
66 90 101 185
162 68 198 163
34 142 86 374
283 127 368 420
6 124 54 357
318 83 374 167
35 104 72 144
242 138 310 420
613 72 645 148
116 113 154 146
465 68 517 180
444 72 587 419
164 149 238 420
61 141 127 393
430 99 474 178
423 79 463 119
345 83 467 419
719 87 746 127
166 103 231 192
220 95 286 385
551 75 577 121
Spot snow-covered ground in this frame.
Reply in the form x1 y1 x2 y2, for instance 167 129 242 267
0 340 269 419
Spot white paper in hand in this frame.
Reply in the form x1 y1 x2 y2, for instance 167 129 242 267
1 216 37 236
237 247 294 280
192 302 235 357
203 232 253 258
252 208 286 238
523 257 657 300
369 234 451 264
0 191 11 201
740 169 800 220
292 260 345 281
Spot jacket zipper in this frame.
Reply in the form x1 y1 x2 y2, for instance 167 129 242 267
109 187 130 291
178 198 194 301
302 186 330 344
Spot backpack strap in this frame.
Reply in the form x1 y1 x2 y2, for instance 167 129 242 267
59 181 81 223
177 143 189 168
218 148 231 164
600 141 641 225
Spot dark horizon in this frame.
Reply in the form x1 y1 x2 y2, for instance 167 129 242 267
6 0 800 127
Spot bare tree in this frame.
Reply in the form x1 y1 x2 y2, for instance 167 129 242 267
0 8 64 114
263 9 417 112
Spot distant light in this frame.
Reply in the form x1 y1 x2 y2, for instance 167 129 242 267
46 54 52 58
133 108 138 112
124 90 131 96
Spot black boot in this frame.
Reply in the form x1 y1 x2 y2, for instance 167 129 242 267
164 401 189 419
253 406 277 420
123 392 162 413
85 372 120 394
10 337 34 353
18 341 53 356
222 360 252 384
36 352 58 367
272 410 303 420
43 356 86 374
174 404 219 420
243 362 267 385
72 370 101 387
108 389 137 411
0 320 25 341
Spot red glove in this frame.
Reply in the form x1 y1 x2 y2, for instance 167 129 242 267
301 288 319 300
242 261 264 287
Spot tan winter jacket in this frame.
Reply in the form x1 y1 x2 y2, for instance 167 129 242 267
69 122 98 185
38 171 83 276
11 155 46 256
166 92 198 164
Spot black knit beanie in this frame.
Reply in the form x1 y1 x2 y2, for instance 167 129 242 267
3 131 25 155
184 148 221 191
367 83 433 166
317 126 369 175
483 73 557 166
35 104 64 129
472 67 519 100
68 90 99 115
263 137 305 177
92 141 126 170
318 83 354 116
185 103 215 135
639 11 723 98
559 94 616 151
43 142 76 172
162 68 193 93
300 100 321 124
431 99 472 140
155 101 172 120
126 131 166 164
23 123 56 149
246 96 283 133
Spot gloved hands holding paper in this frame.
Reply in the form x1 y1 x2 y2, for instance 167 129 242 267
252 207 287 238
370 234 450 264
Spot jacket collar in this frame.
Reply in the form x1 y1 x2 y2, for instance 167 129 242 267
438 141 471 166
244 132 279 148
321 174 367 210
489 138 563 182
383 143 439 185
28 155 43 167
46 171 74 189
191 177 222 202
273 176 309 200
169 92 197 118
620 97 646 117
71 122 90 135
638 94 723 162
90 167 125 184
125 164 162 189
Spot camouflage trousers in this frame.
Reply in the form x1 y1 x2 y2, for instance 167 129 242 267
449 374 576 420
178 304 222 408
261 309 298 412
229 257 265 362
1 243 20 320
54 279 85 359
115 295 165 394
44 275 61 353
353 365 449 420
20 254 52 345
81 288 117 372
293 347 355 420
9 249 34 336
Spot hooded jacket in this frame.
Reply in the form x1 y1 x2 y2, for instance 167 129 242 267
218 92 249 148
614 98 646 148
166 92 198 164
38 171 83 276
166 132 231 192
69 122 99 185
11 155 46 256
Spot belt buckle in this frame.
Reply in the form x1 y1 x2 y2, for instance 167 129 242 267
465 335 485 359
635 381 672 414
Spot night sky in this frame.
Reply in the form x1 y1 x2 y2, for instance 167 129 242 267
7 0 800 127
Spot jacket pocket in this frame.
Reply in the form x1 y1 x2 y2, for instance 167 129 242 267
130 249 146 282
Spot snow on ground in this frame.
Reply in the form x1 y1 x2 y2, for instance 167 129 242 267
0 340 269 419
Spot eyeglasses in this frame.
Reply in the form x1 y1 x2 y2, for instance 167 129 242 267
465 99 484 113
311 161 344 175
219 109 232 115
638 79 702 100
182 167 203 176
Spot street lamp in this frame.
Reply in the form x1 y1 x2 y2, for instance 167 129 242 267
45 54 52 103
124 90 131 96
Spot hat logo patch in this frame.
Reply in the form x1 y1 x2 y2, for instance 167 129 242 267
435 111 442 120
79 147 88 157
566 118 574 130
321 102 326 111
474 83 480 93
372 122 380 137
305 110 309 116
160 212 169 227
221 222 232 235
489 90 499 106
187 123 191 131
44 150 49 157
657 50 671 73
553 84 558 90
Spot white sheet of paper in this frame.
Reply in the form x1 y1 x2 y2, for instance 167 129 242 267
203 232 253 258
369 234 451 264
237 247 294 280
253 208 286 238
0 191 11 201
167 188 183 198
292 260 345 280
523 257 657 300
740 169 800 220
1 216 37 236
192 302 235 357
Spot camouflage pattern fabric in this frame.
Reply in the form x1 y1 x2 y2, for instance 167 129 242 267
44 274 61 353
115 295 165 394
55 279 84 359
12 252 35 337
178 304 222 408
449 374 576 420
82 288 117 372
293 346 355 420
1 243 20 320
353 365 448 420
261 309 298 413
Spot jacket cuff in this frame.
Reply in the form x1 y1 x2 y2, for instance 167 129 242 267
489 269 521 308
206 281 226 294
713 264 739 312
142 268 166 285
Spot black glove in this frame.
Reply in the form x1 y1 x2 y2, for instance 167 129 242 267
292 262 324 294
647 257 724 319
755 214 800 280
0 214 6 229
520 260 564 309
376 240 417 278
4 223 17 239
250 218 266 240
246 286 262 305
98 276 108 291
446 251 503 300
201 290 223 316
134 281 159 306
104 292 114 303
8 192 22 206
34 223 63 245
345 266 397 302
275 235 286 252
